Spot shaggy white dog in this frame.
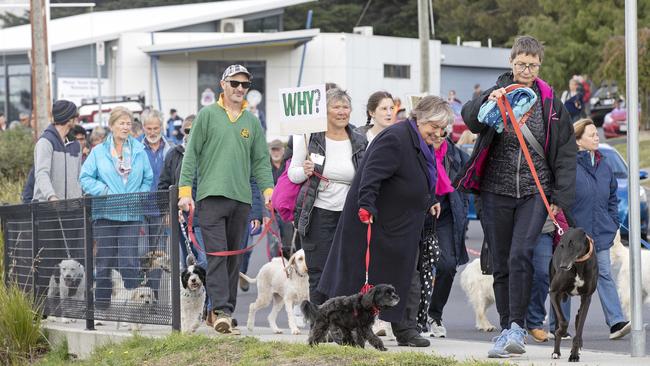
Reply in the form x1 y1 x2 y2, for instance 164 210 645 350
459 258 496 332
610 231 650 318
241 249 309 335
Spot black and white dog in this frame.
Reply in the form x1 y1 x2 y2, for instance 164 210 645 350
47 259 86 323
180 260 207 333
550 228 598 362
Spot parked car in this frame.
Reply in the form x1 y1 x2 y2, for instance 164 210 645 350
599 143 648 239
79 93 146 133
590 83 624 127
450 102 467 143
602 101 641 139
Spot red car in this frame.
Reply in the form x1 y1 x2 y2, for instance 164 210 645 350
602 103 640 139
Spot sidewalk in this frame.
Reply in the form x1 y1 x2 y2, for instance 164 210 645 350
44 321 650 365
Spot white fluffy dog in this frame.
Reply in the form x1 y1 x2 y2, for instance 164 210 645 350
459 258 496 332
610 231 650 318
47 258 86 323
111 269 156 331
180 263 206 333
242 249 309 335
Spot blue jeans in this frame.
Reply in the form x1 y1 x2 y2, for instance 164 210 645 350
525 233 554 329
94 219 141 309
549 248 626 330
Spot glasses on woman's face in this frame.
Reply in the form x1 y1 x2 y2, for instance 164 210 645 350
513 62 541 73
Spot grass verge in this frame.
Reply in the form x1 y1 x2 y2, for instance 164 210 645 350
36 333 502 366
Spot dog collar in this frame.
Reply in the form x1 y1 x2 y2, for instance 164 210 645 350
575 236 594 263
181 287 205 298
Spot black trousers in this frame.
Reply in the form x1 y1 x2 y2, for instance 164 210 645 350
480 191 547 329
427 208 456 322
301 207 341 305
391 261 421 340
198 196 251 315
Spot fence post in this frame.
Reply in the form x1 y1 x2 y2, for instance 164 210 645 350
2 218 8 285
83 197 95 330
31 202 39 301
169 187 181 331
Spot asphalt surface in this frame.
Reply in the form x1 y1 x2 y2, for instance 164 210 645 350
233 220 650 355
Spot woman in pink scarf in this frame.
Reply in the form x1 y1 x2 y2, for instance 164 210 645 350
417 120 471 338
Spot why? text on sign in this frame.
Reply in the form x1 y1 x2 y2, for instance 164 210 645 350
274 84 327 135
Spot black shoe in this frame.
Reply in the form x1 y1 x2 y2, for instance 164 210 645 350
397 334 430 347
609 321 631 340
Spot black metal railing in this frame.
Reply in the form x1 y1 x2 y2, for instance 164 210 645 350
1 188 181 331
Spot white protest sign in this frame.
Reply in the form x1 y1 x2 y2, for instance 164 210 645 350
274 84 327 135
57 77 110 106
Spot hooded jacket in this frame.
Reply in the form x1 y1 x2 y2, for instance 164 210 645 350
33 124 82 201
455 72 577 213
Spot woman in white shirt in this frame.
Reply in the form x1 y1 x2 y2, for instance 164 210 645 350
289 88 368 305
356 91 396 144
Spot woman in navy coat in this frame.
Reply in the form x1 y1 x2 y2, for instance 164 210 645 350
318 96 454 347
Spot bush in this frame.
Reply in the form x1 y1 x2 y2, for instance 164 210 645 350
0 129 34 180
0 177 26 204
0 282 47 365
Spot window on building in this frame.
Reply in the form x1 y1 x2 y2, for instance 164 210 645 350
384 64 410 79
8 64 31 122
244 15 281 33
0 67 5 120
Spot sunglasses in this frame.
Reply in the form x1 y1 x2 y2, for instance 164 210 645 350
226 80 251 89
184 128 191 134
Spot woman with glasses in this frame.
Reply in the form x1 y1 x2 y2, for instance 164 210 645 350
79 107 153 310
288 88 368 306
319 96 455 348
456 35 576 358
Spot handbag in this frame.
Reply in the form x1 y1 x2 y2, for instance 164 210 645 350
422 219 441 266
480 239 492 275
271 158 301 222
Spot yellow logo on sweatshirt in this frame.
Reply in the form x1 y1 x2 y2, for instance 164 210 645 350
240 128 250 139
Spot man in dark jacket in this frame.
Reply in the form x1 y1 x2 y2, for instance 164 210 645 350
455 36 576 358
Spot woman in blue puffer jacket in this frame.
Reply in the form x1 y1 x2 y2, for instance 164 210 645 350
80 106 153 310
550 118 631 340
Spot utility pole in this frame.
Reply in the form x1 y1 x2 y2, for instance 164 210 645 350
418 0 430 94
30 0 51 138
625 0 646 357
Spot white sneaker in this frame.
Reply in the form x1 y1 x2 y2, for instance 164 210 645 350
429 319 447 338
548 332 572 340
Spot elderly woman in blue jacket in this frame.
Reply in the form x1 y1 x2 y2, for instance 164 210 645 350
80 106 153 310
549 119 631 340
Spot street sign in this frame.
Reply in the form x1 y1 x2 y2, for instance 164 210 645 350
96 41 105 66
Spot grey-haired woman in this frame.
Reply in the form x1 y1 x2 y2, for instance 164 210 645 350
288 88 368 306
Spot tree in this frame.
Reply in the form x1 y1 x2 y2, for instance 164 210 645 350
598 29 650 128
0 11 29 28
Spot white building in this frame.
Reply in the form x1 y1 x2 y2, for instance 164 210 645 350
0 0 509 133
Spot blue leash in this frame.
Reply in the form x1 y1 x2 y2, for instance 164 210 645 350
619 224 650 250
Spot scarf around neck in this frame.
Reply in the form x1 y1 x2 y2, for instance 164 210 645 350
434 140 454 196
109 134 132 184
408 119 437 192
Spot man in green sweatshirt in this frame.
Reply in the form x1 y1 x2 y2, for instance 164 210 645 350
178 65 274 334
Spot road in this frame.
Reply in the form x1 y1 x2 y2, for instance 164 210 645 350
233 220 650 354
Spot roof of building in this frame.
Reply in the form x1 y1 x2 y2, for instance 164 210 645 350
141 29 319 55
0 0 313 53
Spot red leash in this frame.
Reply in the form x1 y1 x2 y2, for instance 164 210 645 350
496 84 564 236
187 204 282 257
360 220 373 295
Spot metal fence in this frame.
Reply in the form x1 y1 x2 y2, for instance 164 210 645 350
1 189 181 331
